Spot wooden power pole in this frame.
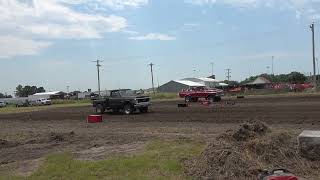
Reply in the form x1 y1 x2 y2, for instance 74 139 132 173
149 63 155 94
92 60 103 97
310 23 317 87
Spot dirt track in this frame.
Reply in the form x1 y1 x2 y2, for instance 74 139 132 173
1 95 320 175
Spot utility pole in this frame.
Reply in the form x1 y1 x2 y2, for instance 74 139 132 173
157 76 160 89
317 58 319 81
226 68 231 82
148 63 155 94
92 59 103 97
210 62 214 76
271 56 274 75
310 23 317 87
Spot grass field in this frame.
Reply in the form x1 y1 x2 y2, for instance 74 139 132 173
1 140 204 180
0 103 90 114
150 93 178 100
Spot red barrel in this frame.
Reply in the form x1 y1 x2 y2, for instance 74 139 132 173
87 115 103 123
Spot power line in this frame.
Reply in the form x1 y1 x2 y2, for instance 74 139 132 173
92 59 103 97
225 68 231 82
310 23 317 87
148 63 155 94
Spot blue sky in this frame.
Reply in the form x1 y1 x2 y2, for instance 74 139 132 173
1 0 320 94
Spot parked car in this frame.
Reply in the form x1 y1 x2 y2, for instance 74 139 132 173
16 100 30 107
0 101 6 108
179 86 224 102
93 89 151 115
30 98 52 106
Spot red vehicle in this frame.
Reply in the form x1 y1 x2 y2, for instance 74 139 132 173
179 86 224 102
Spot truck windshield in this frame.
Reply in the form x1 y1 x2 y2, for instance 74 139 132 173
119 90 136 96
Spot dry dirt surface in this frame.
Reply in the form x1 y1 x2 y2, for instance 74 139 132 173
0 95 320 177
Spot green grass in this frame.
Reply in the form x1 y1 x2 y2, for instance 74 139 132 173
51 99 92 105
226 88 320 98
150 93 178 100
0 102 90 114
0 140 203 180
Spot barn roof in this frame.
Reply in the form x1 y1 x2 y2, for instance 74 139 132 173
174 80 205 87
182 77 221 83
247 76 271 85
197 77 220 82
33 91 63 96
218 82 229 86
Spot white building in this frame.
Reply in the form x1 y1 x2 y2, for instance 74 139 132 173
28 91 65 100
182 77 227 88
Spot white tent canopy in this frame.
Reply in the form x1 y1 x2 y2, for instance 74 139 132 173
33 91 62 96
174 80 205 87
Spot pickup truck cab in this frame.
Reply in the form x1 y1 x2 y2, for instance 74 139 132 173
93 89 151 115
179 86 224 102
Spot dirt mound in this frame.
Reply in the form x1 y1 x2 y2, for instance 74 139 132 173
0 139 19 149
49 131 75 143
232 121 269 141
185 122 320 180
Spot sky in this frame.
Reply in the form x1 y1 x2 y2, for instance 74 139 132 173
1 0 320 94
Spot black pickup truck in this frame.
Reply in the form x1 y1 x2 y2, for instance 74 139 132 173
93 89 151 115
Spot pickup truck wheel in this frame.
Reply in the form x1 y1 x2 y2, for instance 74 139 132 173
208 96 215 103
95 104 105 114
185 96 191 102
123 104 133 115
191 97 198 102
214 96 222 102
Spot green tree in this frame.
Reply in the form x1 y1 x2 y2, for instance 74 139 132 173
15 84 23 97
240 72 307 84
37 87 45 93
0 93 13 98
15 85 46 97
287 72 307 83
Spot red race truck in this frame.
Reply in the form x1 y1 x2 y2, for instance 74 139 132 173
179 86 224 102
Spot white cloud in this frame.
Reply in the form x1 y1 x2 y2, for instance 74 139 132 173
0 0 133 58
185 0 320 20
0 0 128 39
216 21 224 25
0 36 51 58
57 0 148 10
122 30 139 35
181 23 200 31
129 33 176 41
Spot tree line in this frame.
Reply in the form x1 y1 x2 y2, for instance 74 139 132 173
0 93 12 98
15 85 46 97
240 72 307 85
